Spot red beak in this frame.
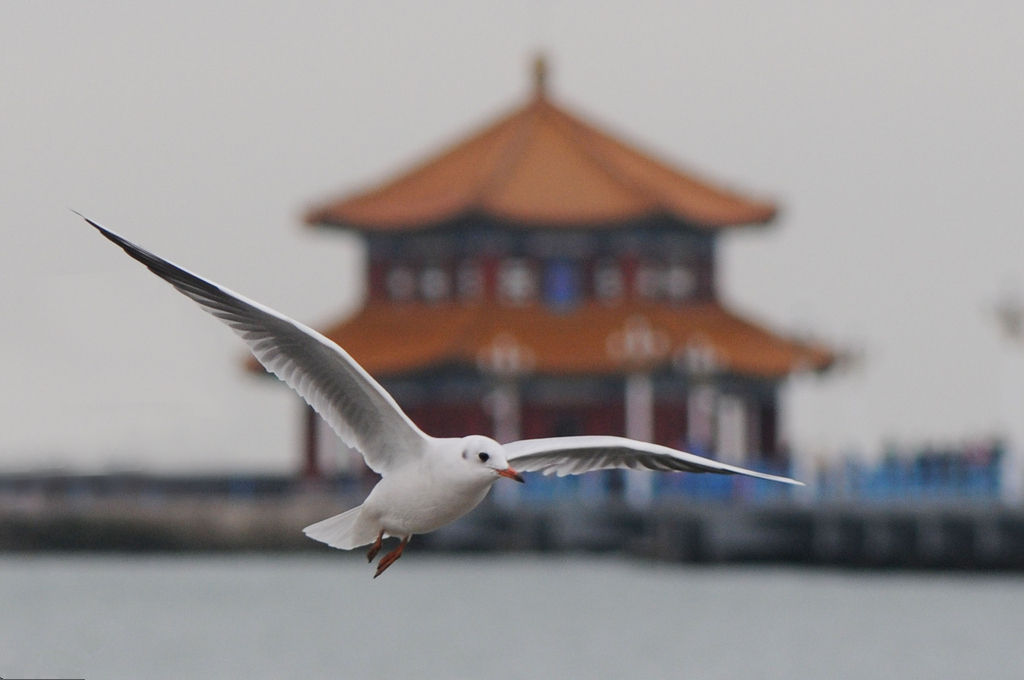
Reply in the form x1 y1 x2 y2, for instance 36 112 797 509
497 466 525 483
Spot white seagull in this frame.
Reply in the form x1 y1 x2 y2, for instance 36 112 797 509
81 215 804 577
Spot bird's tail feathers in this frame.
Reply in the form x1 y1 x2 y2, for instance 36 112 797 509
303 505 378 550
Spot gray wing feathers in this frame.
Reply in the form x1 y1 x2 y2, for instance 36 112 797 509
82 216 427 474
503 436 804 485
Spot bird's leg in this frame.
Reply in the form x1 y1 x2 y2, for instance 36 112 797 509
366 530 384 563
373 536 409 578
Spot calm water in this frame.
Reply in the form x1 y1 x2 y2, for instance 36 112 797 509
2 554 1023 680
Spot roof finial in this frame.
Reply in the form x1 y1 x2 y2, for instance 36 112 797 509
532 53 548 98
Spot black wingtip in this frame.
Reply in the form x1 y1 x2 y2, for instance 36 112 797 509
73 211 148 261
73 210 112 237
73 211 232 311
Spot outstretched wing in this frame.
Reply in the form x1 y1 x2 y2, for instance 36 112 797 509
503 435 804 485
81 214 429 474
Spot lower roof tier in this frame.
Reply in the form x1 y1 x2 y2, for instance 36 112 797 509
281 300 833 380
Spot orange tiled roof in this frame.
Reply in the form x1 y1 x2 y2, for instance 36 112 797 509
258 300 831 380
306 85 777 231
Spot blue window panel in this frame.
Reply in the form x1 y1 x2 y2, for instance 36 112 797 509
544 259 580 307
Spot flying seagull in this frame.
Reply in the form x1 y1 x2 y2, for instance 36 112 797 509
79 214 803 577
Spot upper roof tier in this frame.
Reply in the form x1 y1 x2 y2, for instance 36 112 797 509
306 62 778 232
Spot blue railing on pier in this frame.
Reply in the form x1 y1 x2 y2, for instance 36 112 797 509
511 446 1005 505
815 456 1001 503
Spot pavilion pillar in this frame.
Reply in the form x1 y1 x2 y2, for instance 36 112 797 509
302 402 320 480
624 372 655 508
490 380 522 507
716 394 747 465
491 381 522 445
687 384 716 455
479 333 532 506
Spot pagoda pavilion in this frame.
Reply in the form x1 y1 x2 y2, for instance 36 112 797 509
280 59 833 496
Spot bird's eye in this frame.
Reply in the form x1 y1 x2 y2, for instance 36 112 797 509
478 452 490 462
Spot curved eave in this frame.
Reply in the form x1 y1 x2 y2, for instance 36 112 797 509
306 207 776 236
248 300 833 381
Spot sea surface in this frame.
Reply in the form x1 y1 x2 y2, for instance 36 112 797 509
2 554 1023 680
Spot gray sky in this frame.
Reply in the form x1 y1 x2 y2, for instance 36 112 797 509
2 1 1023 472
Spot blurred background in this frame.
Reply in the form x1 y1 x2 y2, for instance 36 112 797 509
3 2 1024 679
3 1 1024 473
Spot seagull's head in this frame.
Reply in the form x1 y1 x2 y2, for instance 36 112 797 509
460 435 525 484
